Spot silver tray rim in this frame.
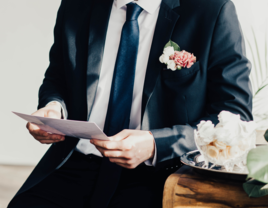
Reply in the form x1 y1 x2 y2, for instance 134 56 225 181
181 144 268 176
180 150 248 176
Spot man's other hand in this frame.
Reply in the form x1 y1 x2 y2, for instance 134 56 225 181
26 102 65 144
91 130 155 169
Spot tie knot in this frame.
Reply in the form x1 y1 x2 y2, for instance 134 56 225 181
126 2 143 21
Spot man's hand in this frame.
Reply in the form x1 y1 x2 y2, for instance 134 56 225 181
26 102 65 144
90 130 155 169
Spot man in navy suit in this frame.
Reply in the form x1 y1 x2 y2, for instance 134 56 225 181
9 0 253 207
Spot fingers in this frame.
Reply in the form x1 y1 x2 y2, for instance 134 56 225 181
109 158 137 169
109 157 129 164
95 147 132 159
34 134 65 143
27 123 48 137
27 122 65 144
26 106 63 145
91 139 131 151
95 145 137 169
26 122 38 131
91 129 134 150
38 139 63 144
34 134 64 141
115 163 131 169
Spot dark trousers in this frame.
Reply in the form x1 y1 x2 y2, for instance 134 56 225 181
9 151 172 208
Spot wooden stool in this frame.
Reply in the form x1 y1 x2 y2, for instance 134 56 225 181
163 165 268 208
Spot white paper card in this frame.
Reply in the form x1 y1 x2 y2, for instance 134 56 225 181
12 111 109 140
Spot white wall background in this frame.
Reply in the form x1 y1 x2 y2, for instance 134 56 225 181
0 0 267 165
234 0 268 130
0 0 61 165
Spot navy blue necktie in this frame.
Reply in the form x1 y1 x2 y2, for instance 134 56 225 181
90 3 143 208
104 3 143 136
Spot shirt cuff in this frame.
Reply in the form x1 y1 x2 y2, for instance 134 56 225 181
144 142 157 166
46 101 67 120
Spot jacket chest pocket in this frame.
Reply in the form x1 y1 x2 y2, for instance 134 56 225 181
161 61 201 81
160 61 202 102
159 61 202 125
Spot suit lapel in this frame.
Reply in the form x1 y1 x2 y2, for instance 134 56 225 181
141 0 181 118
86 0 113 119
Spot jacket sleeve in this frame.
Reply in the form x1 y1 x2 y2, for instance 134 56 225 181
38 0 68 118
151 1 253 166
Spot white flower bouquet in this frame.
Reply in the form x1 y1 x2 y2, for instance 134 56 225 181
194 111 257 172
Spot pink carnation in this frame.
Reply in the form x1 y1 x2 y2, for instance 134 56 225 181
172 50 196 69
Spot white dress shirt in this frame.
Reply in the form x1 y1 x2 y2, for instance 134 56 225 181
52 0 162 166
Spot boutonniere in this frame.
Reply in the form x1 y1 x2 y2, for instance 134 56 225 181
159 40 197 71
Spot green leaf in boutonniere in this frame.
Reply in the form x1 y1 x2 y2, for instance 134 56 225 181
264 129 268 142
243 179 268 197
164 40 180 51
247 146 268 183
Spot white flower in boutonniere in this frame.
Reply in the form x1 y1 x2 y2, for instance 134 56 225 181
163 46 175 57
159 40 197 70
167 60 176 71
159 54 170 64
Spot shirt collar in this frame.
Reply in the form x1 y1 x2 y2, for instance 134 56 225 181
115 0 162 15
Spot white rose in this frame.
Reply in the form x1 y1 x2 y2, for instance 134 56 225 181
206 145 219 159
195 110 257 171
214 112 240 146
200 145 207 153
217 111 241 128
214 127 234 145
163 46 175 57
197 120 215 144
159 54 169 64
238 139 249 151
230 145 241 157
240 121 257 138
215 111 257 147
219 148 229 160
214 140 227 150
167 60 176 71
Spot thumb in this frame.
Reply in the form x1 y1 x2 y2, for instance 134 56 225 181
46 110 61 119
32 109 45 117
